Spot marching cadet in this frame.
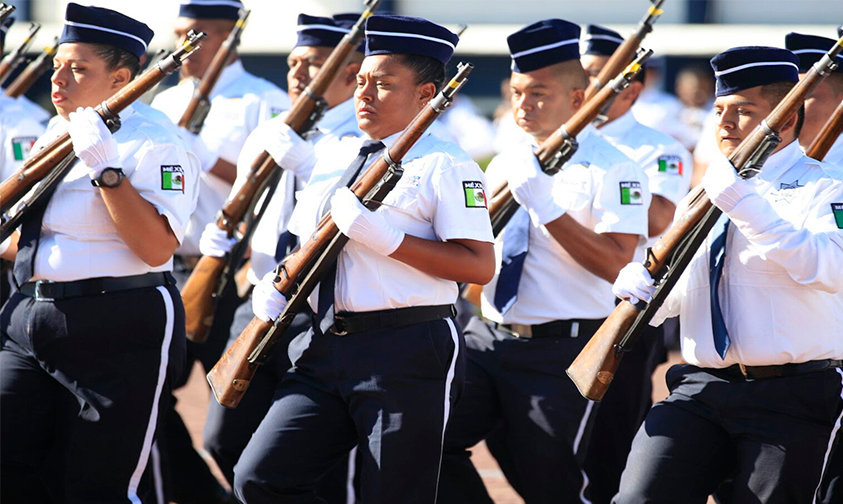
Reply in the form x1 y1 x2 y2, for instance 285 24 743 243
0 15 51 128
151 2 288 500
0 4 198 502
612 46 843 504
786 31 843 504
438 19 650 504
786 31 843 166
232 14 495 503
579 24 692 504
199 13 364 501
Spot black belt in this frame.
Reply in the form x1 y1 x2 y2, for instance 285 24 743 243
19 272 174 301
329 304 456 336
497 318 605 339
716 359 843 381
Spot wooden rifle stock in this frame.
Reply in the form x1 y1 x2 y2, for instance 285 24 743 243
583 0 664 102
806 98 843 161
461 51 652 307
181 0 382 343
567 35 843 401
0 22 39 86
178 9 250 133
207 62 474 408
4 38 57 98
0 32 207 221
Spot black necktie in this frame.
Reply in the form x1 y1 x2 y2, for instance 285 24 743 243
13 181 62 286
709 219 731 359
493 207 531 315
316 140 385 333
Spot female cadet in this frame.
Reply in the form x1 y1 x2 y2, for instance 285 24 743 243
0 4 198 502
232 14 496 504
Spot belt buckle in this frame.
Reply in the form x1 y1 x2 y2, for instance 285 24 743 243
34 281 57 302
329 318 349 337
509 323 533 339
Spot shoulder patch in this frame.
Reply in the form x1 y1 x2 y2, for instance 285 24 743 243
11 137 37 161
657 155 683 175
161 165 185 193
832 203 843 229
463 181 487 208
270 107 284 118
620 181 644 205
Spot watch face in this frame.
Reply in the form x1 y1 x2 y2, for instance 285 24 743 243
102 169 121 186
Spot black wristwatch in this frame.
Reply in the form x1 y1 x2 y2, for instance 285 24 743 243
91 168 125 188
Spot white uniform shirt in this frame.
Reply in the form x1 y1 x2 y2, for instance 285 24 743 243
652 141 843 367
822 135 843 167
598 109 693 258
481 126 651 324
151 60 290 255
0 94 46 182
24 105 200 282
288 131 494 313
231 98 362 285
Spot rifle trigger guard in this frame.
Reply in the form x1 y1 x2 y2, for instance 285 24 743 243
739 119 780 180
642 247 656 268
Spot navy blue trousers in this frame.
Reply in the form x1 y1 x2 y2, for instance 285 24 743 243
233 315 464 504
614 364 843 504
438 316 599 504
0 283 185 504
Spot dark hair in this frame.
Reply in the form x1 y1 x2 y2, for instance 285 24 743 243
760 81 804 138
389 53 446 91
91 43 141 79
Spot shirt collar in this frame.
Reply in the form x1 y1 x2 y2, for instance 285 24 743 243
598 108 637 139
317 98 355 135
756 140 803 185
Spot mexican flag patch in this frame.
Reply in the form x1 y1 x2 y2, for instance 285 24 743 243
620 181 643 205
463 181 487 208
832 203 843 229
657 155 683 175
161 165 185 192
11 137 37 161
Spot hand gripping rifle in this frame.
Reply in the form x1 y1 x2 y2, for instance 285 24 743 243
0 22 39 86
806 97 843 162
4 37 57 99
583 0 664 103
180 0 382 344
567 35 843 402
0 4 14 24
178 8 250 134
0 32 208 242
206 62 474 409
460 50 652 307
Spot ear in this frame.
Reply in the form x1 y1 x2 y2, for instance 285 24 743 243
779 107 799 136
111 66 132 90
622 81 644 104
344 62 361 86
418 81 437 106
570 87 585 110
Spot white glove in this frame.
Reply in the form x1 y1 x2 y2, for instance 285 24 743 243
507 154 565 226
67 107 121 178
262 121 315 175
198 222 237 258
612 262 656 305
330 187 405 257
252 271 288 322
179 129 219 173
701 154 757 214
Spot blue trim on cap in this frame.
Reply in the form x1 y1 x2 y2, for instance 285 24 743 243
508 19 581 73
711 46 799 97
363 15 459 65
583 24 622 57
61 3 153 59
785 32 843 73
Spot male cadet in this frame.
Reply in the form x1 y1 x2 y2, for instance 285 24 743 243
198 13 363 501
150 1 288 502
612 46 843 504
438 19 650 504
786 31 843 166
579 24 692 504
